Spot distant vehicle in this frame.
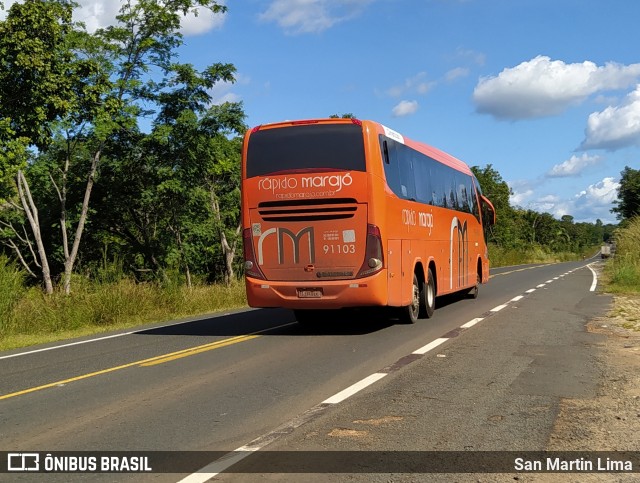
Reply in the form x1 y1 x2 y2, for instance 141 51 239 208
601 245 611 259
241 118 496 324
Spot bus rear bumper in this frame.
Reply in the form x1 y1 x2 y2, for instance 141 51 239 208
245 271 388 309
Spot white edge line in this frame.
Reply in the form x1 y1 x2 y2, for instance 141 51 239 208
177 448 254 483
587 264 598 292
0 316 218 360
179 370 390 480
0 331 135 360
413 337 449 355
461 318 484 329
322 372 387 405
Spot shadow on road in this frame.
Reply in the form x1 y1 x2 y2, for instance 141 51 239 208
135 307 395 338
136 290 475 339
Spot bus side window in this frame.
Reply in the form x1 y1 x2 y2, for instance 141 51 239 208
455 173 473 214
381 137 402 196
471 176 482 222
414 154 432 204
397 144 417 201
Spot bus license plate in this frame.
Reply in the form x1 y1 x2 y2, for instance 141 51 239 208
297 288 323 298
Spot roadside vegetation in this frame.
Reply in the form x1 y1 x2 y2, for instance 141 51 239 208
605 217 640 293
0 2 638 351
488 244 596 267
602 217 640 333
0 258 247 351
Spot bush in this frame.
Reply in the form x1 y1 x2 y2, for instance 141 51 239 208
0 255 25 335
2 276 248 350
488 243 589 267
607 217 640 292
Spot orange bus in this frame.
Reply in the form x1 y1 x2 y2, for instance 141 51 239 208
241 118 495 324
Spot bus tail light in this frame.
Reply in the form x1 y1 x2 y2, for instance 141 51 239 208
356 224 384 278
243 228 266 280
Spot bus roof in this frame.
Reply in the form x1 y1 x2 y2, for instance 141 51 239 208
247 118 474 176
366 120 472 176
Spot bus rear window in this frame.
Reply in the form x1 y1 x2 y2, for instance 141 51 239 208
246 123 366 178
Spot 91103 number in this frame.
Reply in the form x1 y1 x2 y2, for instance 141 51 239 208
323 244 355 254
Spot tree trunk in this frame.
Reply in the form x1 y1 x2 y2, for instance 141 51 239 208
172 223 192 289
16 170 54 294
210 188 240 286
62 148 101 295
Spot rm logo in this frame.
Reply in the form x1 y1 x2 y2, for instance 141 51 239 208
257 227 315 265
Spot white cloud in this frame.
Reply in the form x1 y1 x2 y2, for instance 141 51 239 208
259 0 373 35
5 0 229 35
512 176 619 223
580 84 640 150
473 56 640 120
531 178 619 222
453 47 486 67
392 100 418 117
387 72 434 97
180 6 226 35
208 80 241 104
208 73 249 105
570 177 620 222
445 67 469 83
508 178 546 207
531 200 565 214
510 188 533 206
0 0 17 20
546 153 602 178
538 194 561 203
74 0 122 32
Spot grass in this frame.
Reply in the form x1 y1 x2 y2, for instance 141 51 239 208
488 243 596 267
0 274 247 351
600 217 640 332
604 217 640 294
609 295 640 332
0 255 25 328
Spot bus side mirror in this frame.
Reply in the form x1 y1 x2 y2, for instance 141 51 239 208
480 195 496 226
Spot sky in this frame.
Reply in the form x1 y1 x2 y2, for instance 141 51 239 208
4 0 640 224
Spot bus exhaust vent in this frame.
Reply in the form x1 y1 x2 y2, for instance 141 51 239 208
257 198 358 222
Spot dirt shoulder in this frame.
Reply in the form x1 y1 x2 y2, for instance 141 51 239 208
548 294 640 452
534 294 640 482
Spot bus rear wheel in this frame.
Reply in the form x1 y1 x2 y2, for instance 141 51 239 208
420 268 436 318
467 273 480 299
399 274 420 324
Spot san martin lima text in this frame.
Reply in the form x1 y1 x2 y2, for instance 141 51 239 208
514 457 633 472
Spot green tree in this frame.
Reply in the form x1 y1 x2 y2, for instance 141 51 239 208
0 0 81 293
471 164 519 247
612 166 640 222
89 66 245 285
1 0 229 294
0 0 77 150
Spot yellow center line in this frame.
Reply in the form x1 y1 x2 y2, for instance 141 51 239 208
139 334 259 367
0 334 262 401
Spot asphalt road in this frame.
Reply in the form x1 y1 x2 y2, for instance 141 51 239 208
0 256 610 481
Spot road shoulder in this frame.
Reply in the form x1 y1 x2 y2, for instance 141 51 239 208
220 267 633 481
547 294 640 448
